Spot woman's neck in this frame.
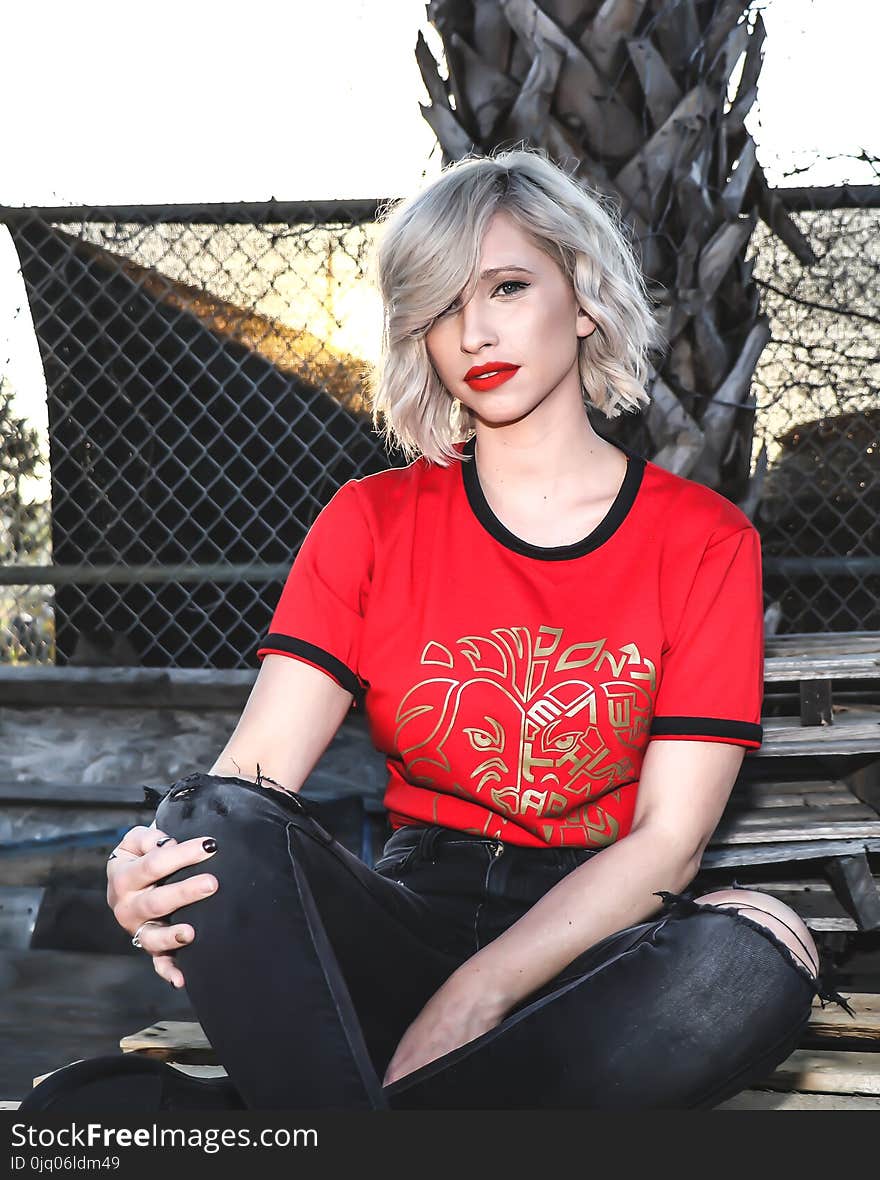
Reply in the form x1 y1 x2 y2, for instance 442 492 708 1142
472 419 622 503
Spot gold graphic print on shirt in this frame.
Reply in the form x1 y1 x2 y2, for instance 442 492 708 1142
393 625 655 845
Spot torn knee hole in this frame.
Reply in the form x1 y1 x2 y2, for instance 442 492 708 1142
710 901 820 979
168 786 197 802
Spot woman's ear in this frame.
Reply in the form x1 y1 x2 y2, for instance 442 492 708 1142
577 307 598 338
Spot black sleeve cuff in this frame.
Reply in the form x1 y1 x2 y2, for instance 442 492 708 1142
255 633 367 708
649 716 763 747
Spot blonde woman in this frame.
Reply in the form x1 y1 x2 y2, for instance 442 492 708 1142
21 147 850 1113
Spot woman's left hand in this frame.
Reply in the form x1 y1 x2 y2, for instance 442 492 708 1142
382 974 507 1087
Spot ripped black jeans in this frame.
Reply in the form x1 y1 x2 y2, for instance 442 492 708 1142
154 773 851 1110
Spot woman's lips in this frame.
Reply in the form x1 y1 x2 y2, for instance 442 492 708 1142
464 367 520 391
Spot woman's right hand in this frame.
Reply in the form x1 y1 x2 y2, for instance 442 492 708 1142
107 823 219 989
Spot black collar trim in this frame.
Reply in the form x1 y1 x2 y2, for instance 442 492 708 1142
460 433 646 561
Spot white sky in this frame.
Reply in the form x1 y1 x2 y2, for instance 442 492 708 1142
0 0 876 205
1 0 877 478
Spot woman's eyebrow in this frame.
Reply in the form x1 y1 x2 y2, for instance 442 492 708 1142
479 265 535 279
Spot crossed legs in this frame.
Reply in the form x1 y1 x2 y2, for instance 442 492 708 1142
154 776 824 1110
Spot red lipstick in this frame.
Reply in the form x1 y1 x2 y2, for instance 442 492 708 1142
464 362 520 390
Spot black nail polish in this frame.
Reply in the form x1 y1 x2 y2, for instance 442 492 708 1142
202 838 218 854
157 837 174 847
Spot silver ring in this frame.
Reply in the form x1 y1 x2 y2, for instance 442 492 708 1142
131 920 164 949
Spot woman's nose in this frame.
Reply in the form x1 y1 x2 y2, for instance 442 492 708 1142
458 302 497 353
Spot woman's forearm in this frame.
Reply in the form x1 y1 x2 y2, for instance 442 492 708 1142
447 827 698 1016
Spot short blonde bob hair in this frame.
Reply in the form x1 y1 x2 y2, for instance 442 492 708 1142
366 145 663 467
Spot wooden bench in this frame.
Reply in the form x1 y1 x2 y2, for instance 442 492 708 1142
691 632 880 934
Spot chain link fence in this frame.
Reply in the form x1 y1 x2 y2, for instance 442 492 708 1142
0 184 877 667
749 185 878 633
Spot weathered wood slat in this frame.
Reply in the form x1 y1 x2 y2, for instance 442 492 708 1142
700 837 880 868
765 653 880 682
762 1050 880 1096
758 711 880 757
793 917 856 933
717 1090 880 1110
121 1021 211 1056
719 804 877 826
0 666 257 710
800 680 834 725
825 854 880 931
0 781 155 806
710 817 880 845
805 992 880 1044
765 632 880 655
729 788 859 809
734 779 850 795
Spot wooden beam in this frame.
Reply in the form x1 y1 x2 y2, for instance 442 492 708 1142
700 837 880 869
762 1049 880 1097
800 681 834 726
825 854 880 932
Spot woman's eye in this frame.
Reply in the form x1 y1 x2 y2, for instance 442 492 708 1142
437 281 527 319
495 280 528 296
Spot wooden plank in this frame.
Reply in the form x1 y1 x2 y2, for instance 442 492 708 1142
798 917 857 932
709 817 880 845
761 1050 880 1096
801 681 834 725
120 1020 213 1058
734 779 842 794
758 711 880 757
825 854 880 931
729 789 859 809
718 804 878 826
700 837 880 868
806 992 880 1044
0 666 257 710
717 1089 880 1109
765 631 880 656
764 651 880 683
0 781 155 806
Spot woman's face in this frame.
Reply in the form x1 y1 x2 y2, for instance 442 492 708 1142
425 210 596 427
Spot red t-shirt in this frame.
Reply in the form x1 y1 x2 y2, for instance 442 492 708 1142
256 435 764 848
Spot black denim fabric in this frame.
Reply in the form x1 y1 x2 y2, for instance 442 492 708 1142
148 772 851 1111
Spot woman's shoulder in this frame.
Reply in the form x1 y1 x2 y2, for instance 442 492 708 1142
643 458 756 542
349 447 459 509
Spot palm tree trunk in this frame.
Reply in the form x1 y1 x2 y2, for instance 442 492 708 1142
417 0 813 511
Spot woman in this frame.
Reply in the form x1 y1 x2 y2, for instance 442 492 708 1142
19 147 850 1112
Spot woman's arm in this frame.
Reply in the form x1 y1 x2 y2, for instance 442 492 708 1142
207 652 356 793
447 738 746 1013
383 738 746 1083
108 653 356 989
